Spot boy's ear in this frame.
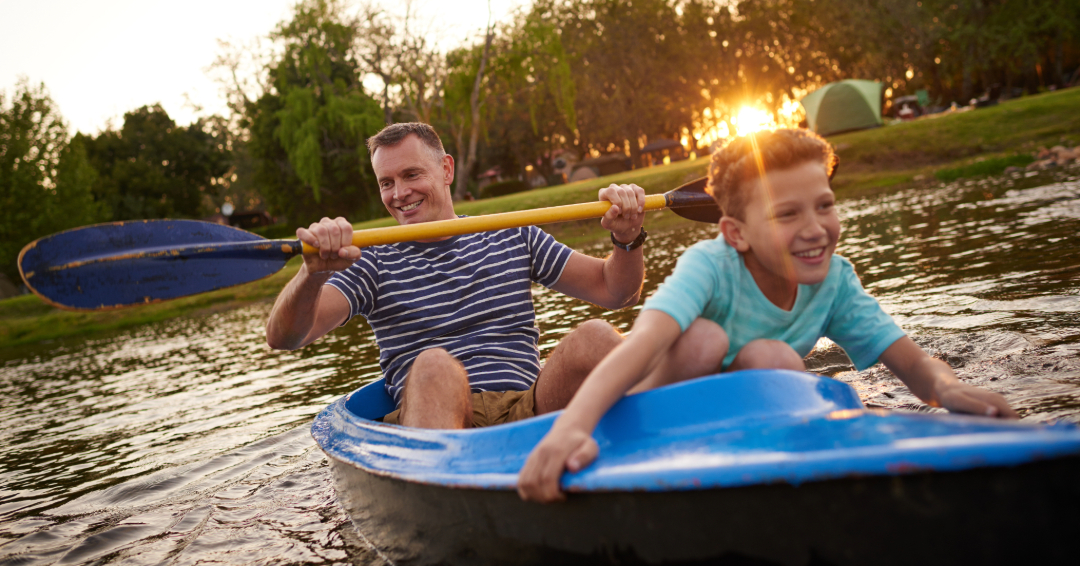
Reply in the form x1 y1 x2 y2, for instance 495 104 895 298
719 216 750 252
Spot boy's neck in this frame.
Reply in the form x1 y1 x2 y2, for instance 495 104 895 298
742 250 798 311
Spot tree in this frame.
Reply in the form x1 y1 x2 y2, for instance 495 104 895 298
81 104 231 221
245 0 385 225
0 80 102 283
481 2 579 182
455 12 495 201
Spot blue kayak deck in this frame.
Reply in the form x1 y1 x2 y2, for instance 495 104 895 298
311 370 1080 492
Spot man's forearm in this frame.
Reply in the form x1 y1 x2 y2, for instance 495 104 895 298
266 264 333 350
601 247 645 308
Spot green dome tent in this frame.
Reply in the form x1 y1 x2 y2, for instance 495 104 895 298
800 80 883 136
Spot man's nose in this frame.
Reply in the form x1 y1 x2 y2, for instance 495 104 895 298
392 181 410 201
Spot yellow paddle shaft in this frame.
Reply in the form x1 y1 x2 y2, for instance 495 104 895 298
300 194 669 253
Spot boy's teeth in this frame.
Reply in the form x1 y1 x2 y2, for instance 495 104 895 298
794 248 824 258
400 200 423 211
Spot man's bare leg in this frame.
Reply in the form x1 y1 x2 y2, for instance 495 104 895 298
534 319 624 414
728 339 805 371
629 318 728 394
398 348 473 429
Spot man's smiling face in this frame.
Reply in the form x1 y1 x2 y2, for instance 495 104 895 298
372 134 457 227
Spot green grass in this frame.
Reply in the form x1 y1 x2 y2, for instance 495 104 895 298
828 88 1080 194
3 88 1077 349
0 262 301 348
933 154 1036 182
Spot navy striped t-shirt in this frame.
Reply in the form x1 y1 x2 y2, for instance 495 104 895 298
326 225 574 404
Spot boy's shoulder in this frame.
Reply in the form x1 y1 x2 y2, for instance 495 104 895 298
683 236 741 261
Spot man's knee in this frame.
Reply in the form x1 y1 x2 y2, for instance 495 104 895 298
405 348 468 390
567 319 622 352
734 339 805 371
400 348 472 428
576 318 621 338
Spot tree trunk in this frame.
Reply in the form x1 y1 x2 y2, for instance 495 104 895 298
1054 39 1064 88
453 20 495 201
383 79 393 125
961 43 975 103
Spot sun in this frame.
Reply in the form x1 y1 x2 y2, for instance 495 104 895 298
732 106 776 137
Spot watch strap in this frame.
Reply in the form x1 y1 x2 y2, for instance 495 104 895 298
611 228 648 252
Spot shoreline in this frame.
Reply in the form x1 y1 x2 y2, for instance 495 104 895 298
3 88 1077 350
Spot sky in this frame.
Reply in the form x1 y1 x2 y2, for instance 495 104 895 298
0 0 520 135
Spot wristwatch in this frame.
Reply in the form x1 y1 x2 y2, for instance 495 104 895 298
611 227 648 252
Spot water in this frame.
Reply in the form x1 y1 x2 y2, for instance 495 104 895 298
2 166 1079 564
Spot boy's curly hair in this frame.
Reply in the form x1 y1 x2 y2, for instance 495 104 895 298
707 128 836 220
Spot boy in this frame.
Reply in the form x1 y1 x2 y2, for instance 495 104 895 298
517 128 1017 503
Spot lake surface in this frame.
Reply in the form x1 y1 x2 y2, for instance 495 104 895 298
2 166 1079 565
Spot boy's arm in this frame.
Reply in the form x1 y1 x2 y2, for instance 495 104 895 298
517 311 683 503
878 336 1018 418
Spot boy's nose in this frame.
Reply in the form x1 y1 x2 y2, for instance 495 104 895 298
801 218 828 240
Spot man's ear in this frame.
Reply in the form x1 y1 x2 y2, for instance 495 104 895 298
719 216 750 252
442 154 455 187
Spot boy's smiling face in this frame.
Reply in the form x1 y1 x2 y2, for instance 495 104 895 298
720 160 840 308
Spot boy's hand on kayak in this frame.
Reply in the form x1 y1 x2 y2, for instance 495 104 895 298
517 426 599 503
298 217 361 274
936 381 1019 419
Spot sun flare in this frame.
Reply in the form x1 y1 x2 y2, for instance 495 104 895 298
732 107 776 137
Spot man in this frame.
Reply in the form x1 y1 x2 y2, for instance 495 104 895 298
266 122 647 429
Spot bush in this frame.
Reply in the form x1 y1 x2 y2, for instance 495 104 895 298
252 223 301 240
935 154 1035 182
481 179 531 199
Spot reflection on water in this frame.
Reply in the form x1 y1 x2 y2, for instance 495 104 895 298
2 167 1079 564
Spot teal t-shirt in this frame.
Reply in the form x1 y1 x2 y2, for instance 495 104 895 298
641 237 905 371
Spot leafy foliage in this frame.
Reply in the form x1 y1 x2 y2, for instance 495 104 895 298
80 105 231 220
244 0 385 226
0 80 103 282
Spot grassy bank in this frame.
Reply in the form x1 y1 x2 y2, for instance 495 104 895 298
2 88 1077 349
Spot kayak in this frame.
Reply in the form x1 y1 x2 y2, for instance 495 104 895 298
311 370 1080 565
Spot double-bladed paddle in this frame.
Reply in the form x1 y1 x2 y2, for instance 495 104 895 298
19 177 719 311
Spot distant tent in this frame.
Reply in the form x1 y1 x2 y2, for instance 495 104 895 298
800 80 883 136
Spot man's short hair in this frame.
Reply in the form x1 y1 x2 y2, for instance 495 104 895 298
707 128 836 220
366 122 446 162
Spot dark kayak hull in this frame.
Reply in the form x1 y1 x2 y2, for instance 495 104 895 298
327 454 1080 565
312 371 1080 565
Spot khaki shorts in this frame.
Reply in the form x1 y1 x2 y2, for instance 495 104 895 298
382 383 538 427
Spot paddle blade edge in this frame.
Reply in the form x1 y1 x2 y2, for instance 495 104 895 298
666 177 721 224
18 220 300 311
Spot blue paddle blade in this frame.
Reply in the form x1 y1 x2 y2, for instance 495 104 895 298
19 220 301 311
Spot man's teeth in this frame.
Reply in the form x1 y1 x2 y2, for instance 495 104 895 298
399 200 423 212
794 248 824 258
